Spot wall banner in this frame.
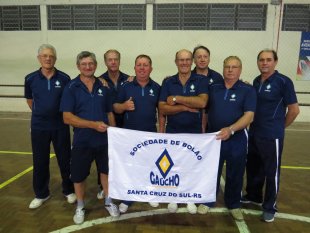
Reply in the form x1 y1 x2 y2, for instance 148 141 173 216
297 31 310 80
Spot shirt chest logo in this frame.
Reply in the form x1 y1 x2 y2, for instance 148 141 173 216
229 93 236 101
189 84 196 93
55 80 61 88
97 88 103 96
209 78 214 84
264 84 271 92
149 88 155 96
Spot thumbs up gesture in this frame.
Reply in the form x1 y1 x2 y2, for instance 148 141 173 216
125 97 135 111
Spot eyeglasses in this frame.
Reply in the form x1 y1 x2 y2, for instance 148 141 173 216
39 54 56 59
80 62 96 67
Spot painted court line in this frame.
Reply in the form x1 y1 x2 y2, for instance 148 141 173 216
0 150 32 155
220 176 251 233
0 152 55 190
281 165 310 170
0 117 30 121
1 150 309 232
49 207 310 233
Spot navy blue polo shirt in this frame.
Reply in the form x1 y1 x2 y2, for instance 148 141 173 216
115 78 160 132
249 71 298 139
159 73 209 133
99 71 129 127
99 71 129 103
192 67 224 86
24 68 70 130
60 76 112 148
207 80 256 133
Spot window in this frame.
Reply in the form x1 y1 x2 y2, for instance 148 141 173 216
0 5 40 31
48 4 146 30
282 4 310 31
153 3 267 31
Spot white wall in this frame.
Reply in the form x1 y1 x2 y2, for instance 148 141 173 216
0 0 309 121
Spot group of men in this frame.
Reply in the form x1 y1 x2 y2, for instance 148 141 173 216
24 44 299 225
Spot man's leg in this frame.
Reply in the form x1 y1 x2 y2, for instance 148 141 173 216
52 126 75 197
31 129 51 198
244 136 264 203
70 147 92 224
95 146 119 217
29 129 51 209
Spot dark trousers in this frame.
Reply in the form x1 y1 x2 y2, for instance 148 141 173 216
245 136 283 214
31 127 74 198
204 130 247 209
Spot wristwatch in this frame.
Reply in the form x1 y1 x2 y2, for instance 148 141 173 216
229 126 235 135
172 96 177 103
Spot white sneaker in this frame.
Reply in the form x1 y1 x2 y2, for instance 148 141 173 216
229 208 244 221
167 203 178 213
187 203 197 214
119 203 129 213
105 203 120 217
97 190 104 200
29 196 50 209
73 208 85 225
66 193 77 204
197 204 210 214
149 202 159 208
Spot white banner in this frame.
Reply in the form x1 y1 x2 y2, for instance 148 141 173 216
108 127 221 203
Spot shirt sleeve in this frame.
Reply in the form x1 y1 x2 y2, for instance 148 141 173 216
283 78 298 106
243 86 257 112
159 79 169 102
24 76 32 99
59 83 75 113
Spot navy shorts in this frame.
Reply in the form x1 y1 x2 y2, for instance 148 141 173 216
70 145 109 183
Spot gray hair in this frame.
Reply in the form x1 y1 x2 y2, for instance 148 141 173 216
223 56 242 69
104 49 121 61
38 44 57 58
76 51 97 65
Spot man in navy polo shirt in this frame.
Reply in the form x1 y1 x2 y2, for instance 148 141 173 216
99 49 130 128
159 49 208 214
60 51 119 225
113 54 163 213
192 45 223 85
242 49 300 222
192 45 223 134
24 44 76 209
96 49 130 200
192 46 225 215
199 56 256 221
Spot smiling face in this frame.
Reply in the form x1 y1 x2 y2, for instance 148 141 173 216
37 48 56 70
193 48 210 70
134 57 152 82
77 56 97 78
175 50 193 75
257 51 278 76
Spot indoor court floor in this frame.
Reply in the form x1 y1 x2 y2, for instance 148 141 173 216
0 112 309 233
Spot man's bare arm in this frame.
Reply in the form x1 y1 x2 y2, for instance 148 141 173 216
63 112 108 132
